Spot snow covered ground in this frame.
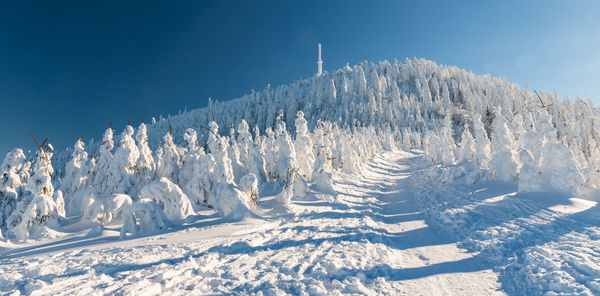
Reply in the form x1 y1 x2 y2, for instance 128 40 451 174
1 150 599 295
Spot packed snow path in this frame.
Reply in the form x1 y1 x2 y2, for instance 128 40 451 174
1 151 505 295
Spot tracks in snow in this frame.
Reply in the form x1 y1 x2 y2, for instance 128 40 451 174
0 151 504 295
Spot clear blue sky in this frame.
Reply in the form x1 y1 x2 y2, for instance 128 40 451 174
1 0 599 156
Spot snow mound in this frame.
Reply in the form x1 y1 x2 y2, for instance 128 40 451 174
120 198 170 238
140 177 194 223
214 183 254 219
82 193 132 225
238 173 258 205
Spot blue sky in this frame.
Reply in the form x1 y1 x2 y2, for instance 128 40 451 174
1 0 599 156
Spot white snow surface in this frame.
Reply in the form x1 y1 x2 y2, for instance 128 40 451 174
4 150 597 295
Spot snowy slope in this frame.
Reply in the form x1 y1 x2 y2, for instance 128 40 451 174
1 151 504 295
3 150 598 295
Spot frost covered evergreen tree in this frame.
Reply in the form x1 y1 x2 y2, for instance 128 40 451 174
92 128 115 194
135 123 155 192
61 139 89 196
0 149 30 239
311 122 335 194
178 128 209 208
61 139 91 216
227 124 245 181
489 109 519 181
108 125 139 196
472 113 491 167
207 121 235 186
202 121 259 217
274 114 297 183
6 144 62 240
439 115 456 165
237 119 267 183
518 149 541 192
262 127 277 179
294 111 315 180
537 111 584 193
457 123 475 163
156 131 181 182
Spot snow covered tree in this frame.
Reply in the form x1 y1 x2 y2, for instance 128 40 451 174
518 149 541 192
294 111 315 180
140 177 194 223
206 121 235 186
439 115 456 165
537 110 584 193
6 143 61 240
156 131 181 182
120 198 170 239
0 149 30 238
135 123 155 192
472 113 491 167
92 128 115 194
274 114 297 183
108 125 139 196
457 123 475 163
61 139 90 217
227 124 245 181
237 119 267 183
82 193 132 225
178 128 206 207
61 139 89 196
489 109 519 181
263 127 277 179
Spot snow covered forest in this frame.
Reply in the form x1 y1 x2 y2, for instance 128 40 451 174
2 58 598 240
2 58 600 294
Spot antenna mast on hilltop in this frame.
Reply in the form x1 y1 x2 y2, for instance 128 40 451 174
317 43 323 76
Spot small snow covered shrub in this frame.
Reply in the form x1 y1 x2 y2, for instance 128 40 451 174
120 199 170 239
276 183 293 207
311 169 335 195
238 173 259 205
141 177 194 222
82 193 132 225
214 183 254 219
